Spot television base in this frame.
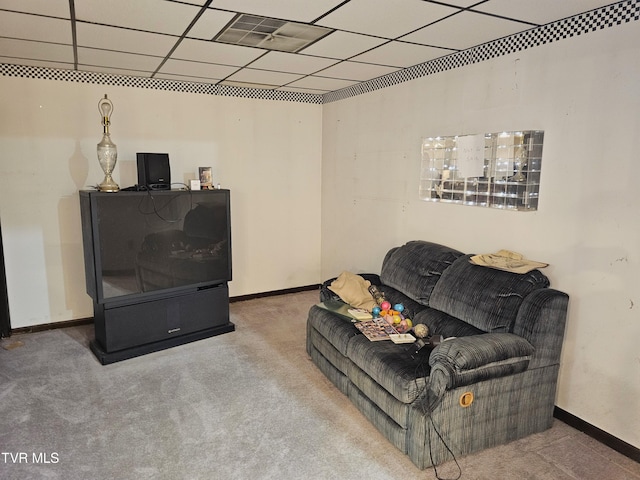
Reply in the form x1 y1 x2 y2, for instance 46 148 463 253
90 322 235 365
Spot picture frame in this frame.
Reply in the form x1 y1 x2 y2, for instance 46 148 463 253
199 167 213 189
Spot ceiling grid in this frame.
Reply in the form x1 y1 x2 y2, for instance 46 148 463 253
0 0 637 103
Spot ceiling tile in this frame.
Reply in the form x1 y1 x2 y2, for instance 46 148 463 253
402 11 529 50
157 58 239 80
428 0 478 7
77 47 163 73
288 75 359 92
79 65 154 78
351 41 455 68
74 0 201 36
187 8 236 40
276 85 328 94
301 31 388 60
221 80 278 90
248 51 339 75
0 11 71 44
172 0 208 5
0 38 74 63
0 0 70 17
225 68 304 87
171 38 264 66
76 24 178 57
0 56 71 70
316 61 400 82
316 0 459 38
155 72 215 84
472 0 618 25
208 0 347 23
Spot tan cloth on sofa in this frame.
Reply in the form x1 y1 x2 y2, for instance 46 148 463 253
328 271 377 311
470 250 548 274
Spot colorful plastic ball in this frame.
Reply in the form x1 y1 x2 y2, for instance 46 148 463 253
372 306 381 317
393 303 405 313
380 301 391 311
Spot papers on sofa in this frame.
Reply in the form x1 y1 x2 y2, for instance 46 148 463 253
389 333 416 344
354 319 398 341
347 308 373 320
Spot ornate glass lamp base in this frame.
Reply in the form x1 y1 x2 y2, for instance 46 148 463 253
98 175 120 192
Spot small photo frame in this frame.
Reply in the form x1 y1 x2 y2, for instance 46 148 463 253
199 167 213 189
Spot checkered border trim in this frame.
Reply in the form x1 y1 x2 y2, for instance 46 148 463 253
0 0 637 105
323 0 640 103
0 65 324 104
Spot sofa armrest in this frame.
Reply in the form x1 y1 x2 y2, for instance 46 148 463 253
512 288 569 369
427 333 534 396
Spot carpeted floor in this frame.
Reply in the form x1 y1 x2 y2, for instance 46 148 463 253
1 290 638 480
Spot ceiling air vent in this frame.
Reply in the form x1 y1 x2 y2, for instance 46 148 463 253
214 14 332 53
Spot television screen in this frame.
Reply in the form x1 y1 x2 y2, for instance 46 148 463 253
80 189 231 304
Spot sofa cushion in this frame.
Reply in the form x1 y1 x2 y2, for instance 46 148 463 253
346 334 432 404
348 366 412 429
429 255 550 333
413 307 484 338
376 286 428 322
307 305 359 356
380 241 464 306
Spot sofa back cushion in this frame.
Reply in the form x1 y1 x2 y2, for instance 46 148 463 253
380 241 464 306
429 254 550 333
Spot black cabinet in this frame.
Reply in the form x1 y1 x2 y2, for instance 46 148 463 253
80 189 234 364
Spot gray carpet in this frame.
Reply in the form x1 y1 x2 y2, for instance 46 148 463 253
1 290 638 480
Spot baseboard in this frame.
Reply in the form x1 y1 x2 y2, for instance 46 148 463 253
229 284 320 303
10 316 93 335
7 285 321 335
554 406 640 463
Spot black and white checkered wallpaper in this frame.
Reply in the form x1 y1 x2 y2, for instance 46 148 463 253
324 0 640 103
1 0 638 105
0 65 324 104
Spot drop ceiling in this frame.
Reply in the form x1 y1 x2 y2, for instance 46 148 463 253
0 0 628 98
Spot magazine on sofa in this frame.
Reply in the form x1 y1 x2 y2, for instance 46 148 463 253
354 318 398 341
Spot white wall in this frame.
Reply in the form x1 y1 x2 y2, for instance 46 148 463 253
321 22 640 448
0 77 322 328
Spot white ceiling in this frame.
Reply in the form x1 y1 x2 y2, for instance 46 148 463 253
0 0 620 95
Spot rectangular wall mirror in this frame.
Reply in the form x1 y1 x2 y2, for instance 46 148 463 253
419 130 544 211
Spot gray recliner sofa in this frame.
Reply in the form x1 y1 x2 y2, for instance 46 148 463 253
306 240 569 469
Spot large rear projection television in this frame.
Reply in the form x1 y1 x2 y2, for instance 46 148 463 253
80 189 232 305
79 189 233 364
